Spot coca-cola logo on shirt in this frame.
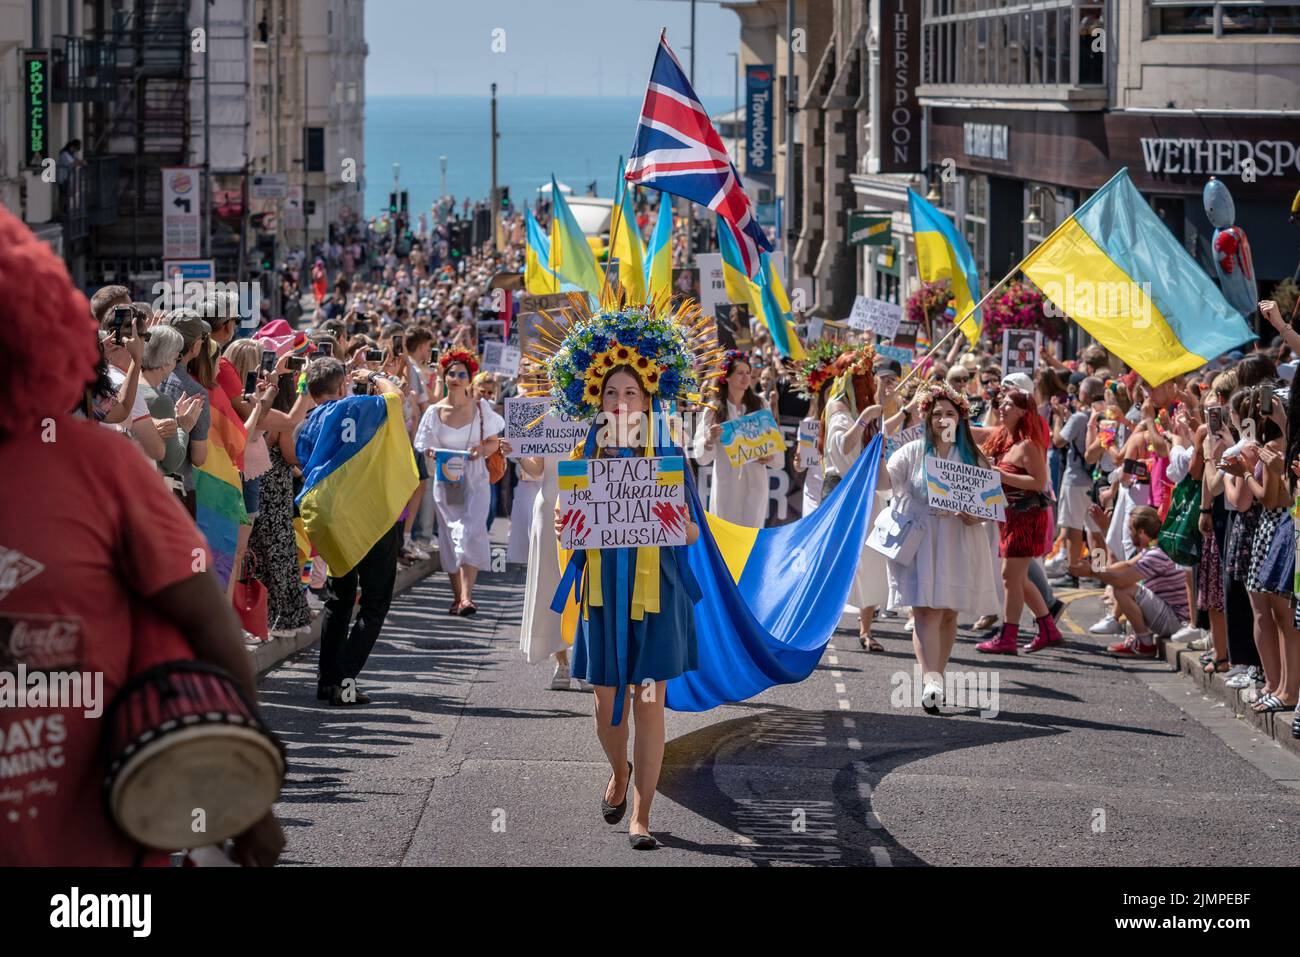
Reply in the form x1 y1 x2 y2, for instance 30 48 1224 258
0 615 84 673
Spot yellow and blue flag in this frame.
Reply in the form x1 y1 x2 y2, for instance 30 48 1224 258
549 175 604 296
610 167 647 302
719 217 803 359
644 196 673 297
908 187 983 344
1020 168 1255 385
525 207 577 294
295 393 419 576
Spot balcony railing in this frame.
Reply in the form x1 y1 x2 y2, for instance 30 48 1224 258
60 156 120 240
50 35 117 103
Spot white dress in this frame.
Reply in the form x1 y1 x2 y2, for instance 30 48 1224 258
884 439 1003 616
824 408 889 610
692 399 770 527
520 459 565 663
508 463 539 565
414 397 504 574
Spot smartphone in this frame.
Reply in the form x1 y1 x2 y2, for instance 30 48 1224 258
260 350 277 374
1122 458 1151 483
286 356 307 372
391 334 404 356
112 306 131 344
1260 391 1274 417
243 370 258 395
1207 406 1224 433
318 342 334 357
365 348 384 363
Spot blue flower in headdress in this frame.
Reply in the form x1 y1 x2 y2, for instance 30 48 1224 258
572 347 592 368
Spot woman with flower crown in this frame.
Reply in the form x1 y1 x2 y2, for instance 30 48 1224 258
792 340 843 515
877 382 1003 712
692 349 778 527
529 298 709 851
822 342 891 651
414 348 504 616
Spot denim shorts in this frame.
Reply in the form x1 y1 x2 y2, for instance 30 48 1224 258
243 474 263 517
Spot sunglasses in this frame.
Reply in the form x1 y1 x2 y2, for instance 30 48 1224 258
445 370 469 380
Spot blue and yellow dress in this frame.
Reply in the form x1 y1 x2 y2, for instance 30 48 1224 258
558 447 702 724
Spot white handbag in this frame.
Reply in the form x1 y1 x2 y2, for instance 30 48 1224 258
867 501 924 566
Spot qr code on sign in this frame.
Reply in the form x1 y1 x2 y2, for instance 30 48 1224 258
506 399 549 438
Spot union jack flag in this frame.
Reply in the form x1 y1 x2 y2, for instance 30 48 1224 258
625 34 772 278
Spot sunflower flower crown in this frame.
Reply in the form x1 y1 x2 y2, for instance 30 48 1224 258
794 338 846 400
440 347 479 379
519 290 721 422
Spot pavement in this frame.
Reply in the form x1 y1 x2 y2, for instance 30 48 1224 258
254 559 1300 866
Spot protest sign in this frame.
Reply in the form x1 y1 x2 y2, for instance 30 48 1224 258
720 408 787 468
556 455 688 550
890 318 919 351
877 343 915 369
1001 329 1041 379
925 456 1006 521
482 341 521 376
797 417 822 465
432 449 469 484
504 396 587 459
847 296 903 339
886 423 924 458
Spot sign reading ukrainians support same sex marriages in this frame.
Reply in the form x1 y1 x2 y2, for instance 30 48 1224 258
557 456 689 550
925 456 1006 521
720 409 786 468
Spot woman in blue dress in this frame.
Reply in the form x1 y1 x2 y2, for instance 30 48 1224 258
554 364 701 850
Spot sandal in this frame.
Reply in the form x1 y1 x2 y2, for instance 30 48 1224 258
448 599 461 615
458 599 478 617
859 634 884 653
1198 651 1215 665
1202 657 1230 674
1253 694 1292 714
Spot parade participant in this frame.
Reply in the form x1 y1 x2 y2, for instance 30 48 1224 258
537 298 707 850
791 340 842 515
822 342 889 650
519 453 574 689
693 350 776 527
0 205 284 866
474 371 506 532
879 382 1002 712
298 358 418 704
415 348 504 615
977 379 1059 654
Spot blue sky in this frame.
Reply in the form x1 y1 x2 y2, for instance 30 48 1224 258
365 0 746 97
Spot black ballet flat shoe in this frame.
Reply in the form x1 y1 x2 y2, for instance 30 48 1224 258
316 684 336 701
628 833 660 850
601 761 632 825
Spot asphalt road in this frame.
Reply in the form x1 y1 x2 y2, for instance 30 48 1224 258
258 570 1300 866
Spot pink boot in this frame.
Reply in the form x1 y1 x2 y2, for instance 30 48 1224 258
1024 614 1063 653
977 623 1019 655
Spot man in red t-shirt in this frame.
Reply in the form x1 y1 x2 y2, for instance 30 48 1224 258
0 205 285 866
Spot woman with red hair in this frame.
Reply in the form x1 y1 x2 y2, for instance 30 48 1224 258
976 378 1062 654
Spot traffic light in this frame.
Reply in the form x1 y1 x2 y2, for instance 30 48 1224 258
400 190 409 214
389 191 398 214
255 233 276 273
499 186 510 210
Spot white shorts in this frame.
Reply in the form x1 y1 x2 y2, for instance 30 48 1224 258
1057 481 1094 532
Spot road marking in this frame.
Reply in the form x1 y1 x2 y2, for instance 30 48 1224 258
870 846 893 866
828 655 839 665
838 699 851 710
827 643 836 650
865 811 883 829
835 682 846 694
831 670 842 677
842 716 856 728
857 781 873 798
847 738 861 750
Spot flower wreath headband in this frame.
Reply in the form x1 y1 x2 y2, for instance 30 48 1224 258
794 338 845 400
440 347 479 379
517 289 721 423
916 381 970 419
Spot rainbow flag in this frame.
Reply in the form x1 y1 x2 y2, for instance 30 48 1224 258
644 196 673 298
295 393 419 576
194 385 248 588
908 188 983 345
1020 168 1255 385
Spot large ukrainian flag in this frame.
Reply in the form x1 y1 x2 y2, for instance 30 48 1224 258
644 195 673 297
525 208 578 294
718 218 804 359
610 166 647 302
1021 169 1255 385
908 187 983 344
549 176 604 296
295 392 419 576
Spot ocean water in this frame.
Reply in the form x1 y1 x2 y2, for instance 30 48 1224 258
364 94 730 218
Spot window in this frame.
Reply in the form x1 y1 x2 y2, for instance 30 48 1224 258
923 0 1106 86
304 127 325 172
963 174 989 281
1149 2 1300 35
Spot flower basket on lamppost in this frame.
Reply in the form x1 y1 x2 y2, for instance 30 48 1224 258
905 279 953 346
982 279 1062 345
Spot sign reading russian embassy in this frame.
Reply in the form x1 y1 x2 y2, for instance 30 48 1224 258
745 64 774 174
925 457 1006 521
504 396 587 459
556 456 688 550
721 409 786 468
847 295 903 339
22 50 49 169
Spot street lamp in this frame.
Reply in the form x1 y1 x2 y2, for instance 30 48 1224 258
1022 184 1055 226
439 155 448 202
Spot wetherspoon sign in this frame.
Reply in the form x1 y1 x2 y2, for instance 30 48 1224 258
22 50 49 170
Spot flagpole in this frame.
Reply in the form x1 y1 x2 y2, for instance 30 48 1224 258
895 262 1021 391
602 163 627 301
